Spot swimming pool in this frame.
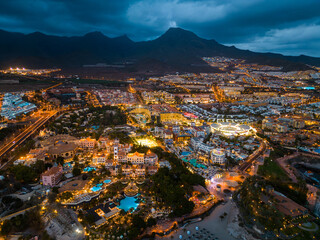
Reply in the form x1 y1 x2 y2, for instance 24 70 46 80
64 162 72 168
182 158 207 169
90 183 103 192
181 151 191 156
314 148 320 154
83 167 96 172
300 87 315 90
104 179 111 184
118 196 139 212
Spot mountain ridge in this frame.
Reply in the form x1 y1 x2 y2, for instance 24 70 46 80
0 27 319 72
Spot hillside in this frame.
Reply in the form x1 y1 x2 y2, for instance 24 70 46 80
0 28 319 72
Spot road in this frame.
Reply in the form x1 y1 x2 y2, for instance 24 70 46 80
212 85 225 102
0 110 57 168
0 206 37 222
238 139 267 172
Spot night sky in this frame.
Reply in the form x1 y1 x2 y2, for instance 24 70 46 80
0 0 319 57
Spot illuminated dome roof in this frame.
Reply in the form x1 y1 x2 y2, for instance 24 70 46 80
211 123 220 129
211 149 225 157
210 122 253 136
239 124 250 130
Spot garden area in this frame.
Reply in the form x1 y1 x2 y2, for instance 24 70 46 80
47 105 127 138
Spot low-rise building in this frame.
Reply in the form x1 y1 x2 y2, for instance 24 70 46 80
145 150 158 165
47 142 77 159
41 165 63 186
211 149 226 164
127 152 145 165
135 165 146 176
92 153 107 165
85 202 120 228
79 137 96 149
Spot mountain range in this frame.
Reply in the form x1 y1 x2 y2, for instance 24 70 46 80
0 27 320 72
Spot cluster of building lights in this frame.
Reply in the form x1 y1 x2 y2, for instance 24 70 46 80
211 122 255 136
0 67 60 75
135 138 158 148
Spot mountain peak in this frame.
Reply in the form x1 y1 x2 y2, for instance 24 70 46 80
156 27 202 43
0 27 318 70
163 27 198 37
84 31 107 38
114 34 133 43
28 31 47 37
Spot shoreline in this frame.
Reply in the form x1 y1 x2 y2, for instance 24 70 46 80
141 199 223 239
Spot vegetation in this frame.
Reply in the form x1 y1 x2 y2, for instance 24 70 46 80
127 215 146 239
48 105 127 137
14 139 35 160
258 158 289 181
148 148 205 217
10 160 46 183
238 171 309 237
151 167 195 217
258 152 308 205
0 207 43 236
89 105 127 126
237 176 285 231
72 166 81 176
59 191 73 201
108 130 132 144
0 127 15 142
71 79 128 87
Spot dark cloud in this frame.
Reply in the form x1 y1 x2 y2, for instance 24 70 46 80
0 0 319 56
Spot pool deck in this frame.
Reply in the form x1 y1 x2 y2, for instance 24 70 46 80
118 196 139 212
59 179 89 193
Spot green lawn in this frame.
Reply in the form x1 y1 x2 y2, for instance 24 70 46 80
258 158 289 181
299 222 318 231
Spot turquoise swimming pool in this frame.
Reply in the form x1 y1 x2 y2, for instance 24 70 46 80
118 196 139 212
64 162 72 168
182 158 207 169
181 151 191 156
314 148 320 154
90 183 103 192
104 179 111 184
83 167 96 172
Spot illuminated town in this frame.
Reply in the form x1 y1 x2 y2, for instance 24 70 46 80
0 1 320 240
0 57 320 240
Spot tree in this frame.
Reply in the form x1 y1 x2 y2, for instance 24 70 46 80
1 220 12 235
10 165 37 183
42 230 54 240
48 192 57 203
73 155 79 162
60 191 73 200
55 156 64 165
51 187 59 195
104 168 111 177
32 160 45 175
128 215 146 238
147 217 157 227
72 167 81 176
174 96 182 104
